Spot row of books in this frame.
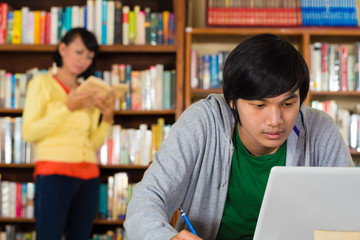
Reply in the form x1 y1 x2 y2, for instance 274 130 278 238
0 225 35 240
206 0 302 26
0 1 175 46
0 173 133 221
97 173 134 221
0 116 170 165
0 63 176 111
190 50 229 90
0 69 36 109
301 0 358 26
95 64 176 111
206 0 359 27
0 225 128 240
0 117 36 165
97 118 170 166
0 181 35 218
310 42 360 92
92 228 127 240
310 100 360 151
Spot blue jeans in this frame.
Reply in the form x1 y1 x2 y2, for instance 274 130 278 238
35 175 100 240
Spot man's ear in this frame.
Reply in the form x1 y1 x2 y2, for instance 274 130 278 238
229 99 234 109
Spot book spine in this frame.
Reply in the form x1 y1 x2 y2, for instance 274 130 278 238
101 0 108 45
86 0 94 32
50 7 58 45
6 11 14 44
157 13 163 44
33 11 41 44
128 10 135 44
0 3 9 44
150 12 158 45
95 0 102 44
114 0 122 44
39 11 46 45
21 7 29 44
12 10 22 44
107 0 115 45
162 11 170 44
144 7 151 44
122 5 129 45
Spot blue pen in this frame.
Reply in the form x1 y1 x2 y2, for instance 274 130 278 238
179 208 198 236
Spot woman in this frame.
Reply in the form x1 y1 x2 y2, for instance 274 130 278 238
22 28 115 240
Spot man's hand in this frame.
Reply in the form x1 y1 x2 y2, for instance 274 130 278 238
171 230 203 240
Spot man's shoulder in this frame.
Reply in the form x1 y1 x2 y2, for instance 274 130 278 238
301 104 339 132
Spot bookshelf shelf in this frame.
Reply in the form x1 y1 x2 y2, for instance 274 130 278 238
0 217 125 225
309 91 360 96
0 44 177 53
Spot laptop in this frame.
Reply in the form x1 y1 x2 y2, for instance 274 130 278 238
253 166 360 240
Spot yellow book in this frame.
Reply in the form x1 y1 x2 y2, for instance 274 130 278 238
12 10 22 44
34 11 41 44
76 76 128 99
314 229 360 240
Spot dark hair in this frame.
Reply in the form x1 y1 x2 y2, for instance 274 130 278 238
53 27 99 79
223 33 309 123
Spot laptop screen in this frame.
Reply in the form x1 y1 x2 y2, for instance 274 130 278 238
253 166 360 240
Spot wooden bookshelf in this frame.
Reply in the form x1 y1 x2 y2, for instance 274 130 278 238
0 0 185 235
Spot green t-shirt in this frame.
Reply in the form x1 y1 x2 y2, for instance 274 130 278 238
216 126 286 240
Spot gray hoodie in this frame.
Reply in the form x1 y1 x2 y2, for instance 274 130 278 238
124 94 354 240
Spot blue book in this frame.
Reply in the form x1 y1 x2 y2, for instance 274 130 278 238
10 74 16 108
101 0 108 45
83 6 87 30
98 183 108 219
210 54 219 89
125 64 132 110
64 7 72 32
157 13 163 44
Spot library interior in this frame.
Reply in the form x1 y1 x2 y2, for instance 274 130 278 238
0 0 360 239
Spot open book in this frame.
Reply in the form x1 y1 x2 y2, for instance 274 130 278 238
76 76 128 99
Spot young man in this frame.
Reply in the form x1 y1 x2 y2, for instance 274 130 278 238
124 34 354 240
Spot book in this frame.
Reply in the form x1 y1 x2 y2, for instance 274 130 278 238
76 75 128 99
314 229 360 240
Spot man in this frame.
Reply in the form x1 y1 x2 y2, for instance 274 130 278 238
124 34 354 240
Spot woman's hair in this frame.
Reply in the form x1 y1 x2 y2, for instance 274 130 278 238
223 34 309 122
53 27 99 79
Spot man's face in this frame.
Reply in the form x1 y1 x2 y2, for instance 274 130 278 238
232 89 300 157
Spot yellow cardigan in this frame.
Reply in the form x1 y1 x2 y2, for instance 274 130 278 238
22 72 111 164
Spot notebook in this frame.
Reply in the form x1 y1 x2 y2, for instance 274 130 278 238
253 166 360 240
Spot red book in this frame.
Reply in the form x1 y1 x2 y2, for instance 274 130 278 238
16 183 22 217
39 11 46 44
45 12 51 44
0 3 11 44
341 46 348 92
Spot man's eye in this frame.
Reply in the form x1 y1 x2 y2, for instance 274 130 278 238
284 102 294 107
255 104 265 108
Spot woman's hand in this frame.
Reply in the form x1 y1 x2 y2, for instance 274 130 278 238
94 92 116 123
65 89 98 112
171 230 203 240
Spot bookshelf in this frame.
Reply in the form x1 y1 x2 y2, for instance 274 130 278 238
0 0 185 236
184 27 360 164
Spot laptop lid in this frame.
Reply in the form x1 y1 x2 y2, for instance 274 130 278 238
253 166 360 240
